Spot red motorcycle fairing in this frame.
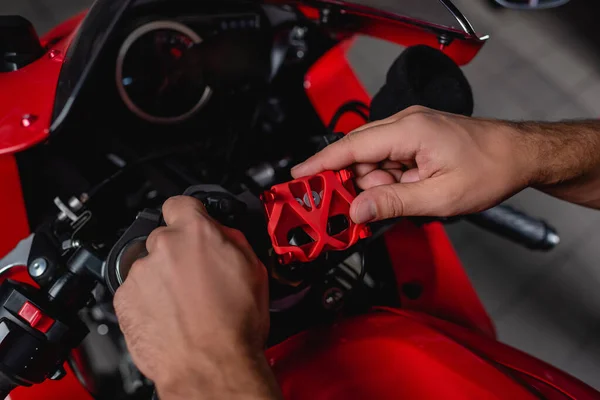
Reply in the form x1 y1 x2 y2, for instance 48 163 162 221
266 309 599 400
0 12 84 157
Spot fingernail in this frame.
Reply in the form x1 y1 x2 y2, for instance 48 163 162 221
354 200 377 224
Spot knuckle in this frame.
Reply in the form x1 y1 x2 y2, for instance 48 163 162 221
384 187 405 217
161 196 182 215
402 110 429 127
339 131 361 159
147 228 170 252
404 105 428 116
126 258 146 282
227 228 249 246
187 215 217 237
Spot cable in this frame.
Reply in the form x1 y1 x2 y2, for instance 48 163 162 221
86 143 208 199
327 100 370 133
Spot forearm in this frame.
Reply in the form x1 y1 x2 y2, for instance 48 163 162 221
508 120 600 208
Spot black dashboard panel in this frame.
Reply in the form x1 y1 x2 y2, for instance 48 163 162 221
53 0 273 135
113 1 271 125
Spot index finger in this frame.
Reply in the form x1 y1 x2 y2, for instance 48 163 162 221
162 196 210 227
291 120 420 178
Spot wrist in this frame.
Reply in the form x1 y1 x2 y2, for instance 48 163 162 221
501 121 544 187
156 346 281 400
481 120 539 190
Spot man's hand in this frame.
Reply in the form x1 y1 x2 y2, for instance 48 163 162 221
293 106 600 221
293 106 535 222
114 196 281 400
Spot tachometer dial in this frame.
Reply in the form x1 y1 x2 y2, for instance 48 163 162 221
116 21 212 124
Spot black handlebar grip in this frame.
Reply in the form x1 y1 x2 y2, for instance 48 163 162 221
465 205 560 251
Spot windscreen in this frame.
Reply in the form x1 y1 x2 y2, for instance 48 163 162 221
50 0 473 132
312 0 467 32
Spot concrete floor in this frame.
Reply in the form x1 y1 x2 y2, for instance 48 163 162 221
5 0 600 392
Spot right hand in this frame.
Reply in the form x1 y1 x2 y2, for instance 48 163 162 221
292 106 535 223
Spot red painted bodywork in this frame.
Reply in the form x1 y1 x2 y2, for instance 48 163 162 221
262 169 370 264
266 309 599 400
0 34 75 156
384 219 496 338
0 3 597 400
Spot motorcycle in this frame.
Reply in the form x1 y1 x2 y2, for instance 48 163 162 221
0 0 593 399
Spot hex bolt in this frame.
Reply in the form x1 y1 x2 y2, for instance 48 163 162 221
29 258 48 278
323 287 344 310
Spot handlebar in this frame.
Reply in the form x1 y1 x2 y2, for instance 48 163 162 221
465 205 560 251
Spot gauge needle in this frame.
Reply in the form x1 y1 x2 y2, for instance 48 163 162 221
157 76 170 95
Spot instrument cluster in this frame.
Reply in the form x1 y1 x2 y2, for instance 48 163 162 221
115 10 268 125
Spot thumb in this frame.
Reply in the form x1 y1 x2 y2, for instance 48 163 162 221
350 180 451 222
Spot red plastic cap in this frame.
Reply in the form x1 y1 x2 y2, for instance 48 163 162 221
18 301 55 333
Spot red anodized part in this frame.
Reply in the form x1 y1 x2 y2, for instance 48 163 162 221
262 170 371 264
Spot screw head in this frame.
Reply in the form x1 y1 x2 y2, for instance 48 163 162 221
322 287 344 310
50 366 66 380
21 114 38 128
48 49 61 59
29 258 48 278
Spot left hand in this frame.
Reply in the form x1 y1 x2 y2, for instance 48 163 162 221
113 196 281 400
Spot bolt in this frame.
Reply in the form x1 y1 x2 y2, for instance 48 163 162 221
323 287 344 310
48 49 61 59
29 258 48 278
68 196 83 212
292 26 307 40
71 240 81 248
219 198 234 214
97 324 109 336
21 114 38 128
50 366 66 380
320 8 331 23
303 191 321 208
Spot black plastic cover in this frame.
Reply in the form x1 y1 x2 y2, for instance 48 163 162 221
0 16 44 72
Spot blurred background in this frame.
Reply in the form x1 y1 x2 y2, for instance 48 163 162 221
4 0 600 391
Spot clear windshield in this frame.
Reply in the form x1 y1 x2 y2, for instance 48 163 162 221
312 0 470 32
50 0 475 132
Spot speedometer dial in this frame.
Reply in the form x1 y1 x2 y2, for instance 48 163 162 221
116 21 212 124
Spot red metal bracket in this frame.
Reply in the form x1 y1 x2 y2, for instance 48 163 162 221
261 170 371 264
